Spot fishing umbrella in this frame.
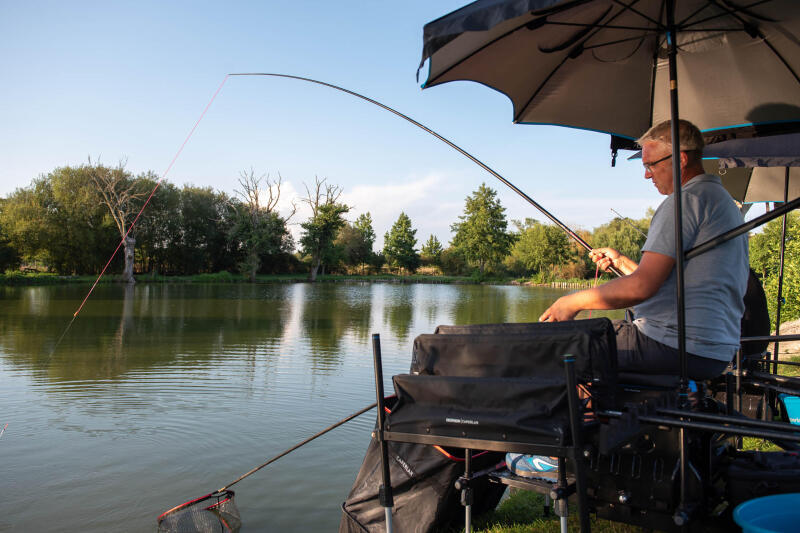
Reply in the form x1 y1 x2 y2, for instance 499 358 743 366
419 0 800 140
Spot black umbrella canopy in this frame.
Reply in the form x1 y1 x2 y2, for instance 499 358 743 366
420 0 800 140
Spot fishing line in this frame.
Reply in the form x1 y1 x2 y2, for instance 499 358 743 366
610 208 647 238
228 72 623 277
44 75 230 365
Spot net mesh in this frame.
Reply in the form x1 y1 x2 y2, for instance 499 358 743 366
157 490 241 533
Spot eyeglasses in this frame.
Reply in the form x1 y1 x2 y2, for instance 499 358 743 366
642 153 672 172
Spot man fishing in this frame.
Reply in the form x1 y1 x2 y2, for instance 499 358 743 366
508 119 749 480
540 119 749 381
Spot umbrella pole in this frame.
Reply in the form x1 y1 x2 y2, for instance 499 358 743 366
665 2 691 529
773 169 789 375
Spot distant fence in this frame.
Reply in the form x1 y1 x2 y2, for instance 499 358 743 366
549 280 595 289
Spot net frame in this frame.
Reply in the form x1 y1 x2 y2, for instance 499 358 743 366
157 490 240 533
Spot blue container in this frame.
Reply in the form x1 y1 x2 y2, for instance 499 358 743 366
734 493 800 533
779 394 800 425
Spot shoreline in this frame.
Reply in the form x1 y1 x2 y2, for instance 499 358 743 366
0 271 598 288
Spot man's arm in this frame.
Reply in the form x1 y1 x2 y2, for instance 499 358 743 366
539 251 675 322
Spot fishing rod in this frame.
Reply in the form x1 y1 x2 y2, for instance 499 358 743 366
157 402 377 529
229 72 623 278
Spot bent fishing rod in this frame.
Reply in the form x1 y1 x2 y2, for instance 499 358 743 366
229 72 623 278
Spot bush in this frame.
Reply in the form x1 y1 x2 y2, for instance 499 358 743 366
440 248 468 276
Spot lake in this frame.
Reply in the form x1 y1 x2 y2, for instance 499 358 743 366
0 282 620 532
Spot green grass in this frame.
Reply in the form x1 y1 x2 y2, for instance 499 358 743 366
462 491 645 533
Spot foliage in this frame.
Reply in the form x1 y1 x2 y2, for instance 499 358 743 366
504 218 573 280
336 212 376 270
299 178 349 281
421 234 444 266
591 213 650 263
230 170 295 281
451 183 514 274
0 167 118 274
0 204 21 272
383 212 420 273
439 247 468 276
749 212 800 328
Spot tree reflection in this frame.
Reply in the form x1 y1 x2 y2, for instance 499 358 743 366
300 283 372 370
451 285 511 325
0 284 291 382
382 285 415 343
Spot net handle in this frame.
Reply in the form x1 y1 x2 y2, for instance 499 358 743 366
219 401 377 491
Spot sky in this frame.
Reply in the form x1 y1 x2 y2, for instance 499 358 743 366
0 1 670 249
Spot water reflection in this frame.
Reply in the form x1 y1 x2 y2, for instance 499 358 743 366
382 284 415 343
299 283 373 371
0 283 293 381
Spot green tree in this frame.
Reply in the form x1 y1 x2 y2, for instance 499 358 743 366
450 183 513 274
504 218 573 279
421 234 443 266
231 170 295 281
383 212 420 273
1 167 117 274
133 177 181 274
750 212 800 328
591 212 650 263
300 177 349 281
336 212 376 270
0 202 20 272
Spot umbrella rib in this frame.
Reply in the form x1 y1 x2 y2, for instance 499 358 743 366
760 36 800 86
424 19 532 88
683 0 776 28
708 1 800 86
610 0 664 28
514 2 655 122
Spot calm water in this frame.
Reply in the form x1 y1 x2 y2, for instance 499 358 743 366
0 282 618 532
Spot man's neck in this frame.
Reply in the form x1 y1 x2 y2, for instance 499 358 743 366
681 165 705 185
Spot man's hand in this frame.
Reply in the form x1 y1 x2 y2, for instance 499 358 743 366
539 294 579 322
589 247 621 272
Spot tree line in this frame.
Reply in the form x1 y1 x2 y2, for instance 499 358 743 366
1 163 795 326
0 165 648 282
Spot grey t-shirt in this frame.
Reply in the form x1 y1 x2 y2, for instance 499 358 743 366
633 174 749 362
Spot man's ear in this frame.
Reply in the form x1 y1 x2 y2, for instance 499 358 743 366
679 150 690 169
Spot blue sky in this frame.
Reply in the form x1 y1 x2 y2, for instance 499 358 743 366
0 1 666 248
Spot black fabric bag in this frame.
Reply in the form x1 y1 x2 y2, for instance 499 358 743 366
414 318 617 409
726 451 800 506
339 436 504 533
388 374 570 444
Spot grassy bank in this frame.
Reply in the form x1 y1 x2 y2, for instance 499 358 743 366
465 491 646 533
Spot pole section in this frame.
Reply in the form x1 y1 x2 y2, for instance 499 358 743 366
665 2 690 528
372 334 394 533
773 168 789 374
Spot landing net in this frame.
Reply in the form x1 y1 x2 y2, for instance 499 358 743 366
157 490 241 533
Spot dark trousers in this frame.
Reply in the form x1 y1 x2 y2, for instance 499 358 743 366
613 319 729 381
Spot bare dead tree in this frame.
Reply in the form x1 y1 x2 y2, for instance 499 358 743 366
234 168 296 220
301 176 343 218
88 158 148 284
233 169 296 281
